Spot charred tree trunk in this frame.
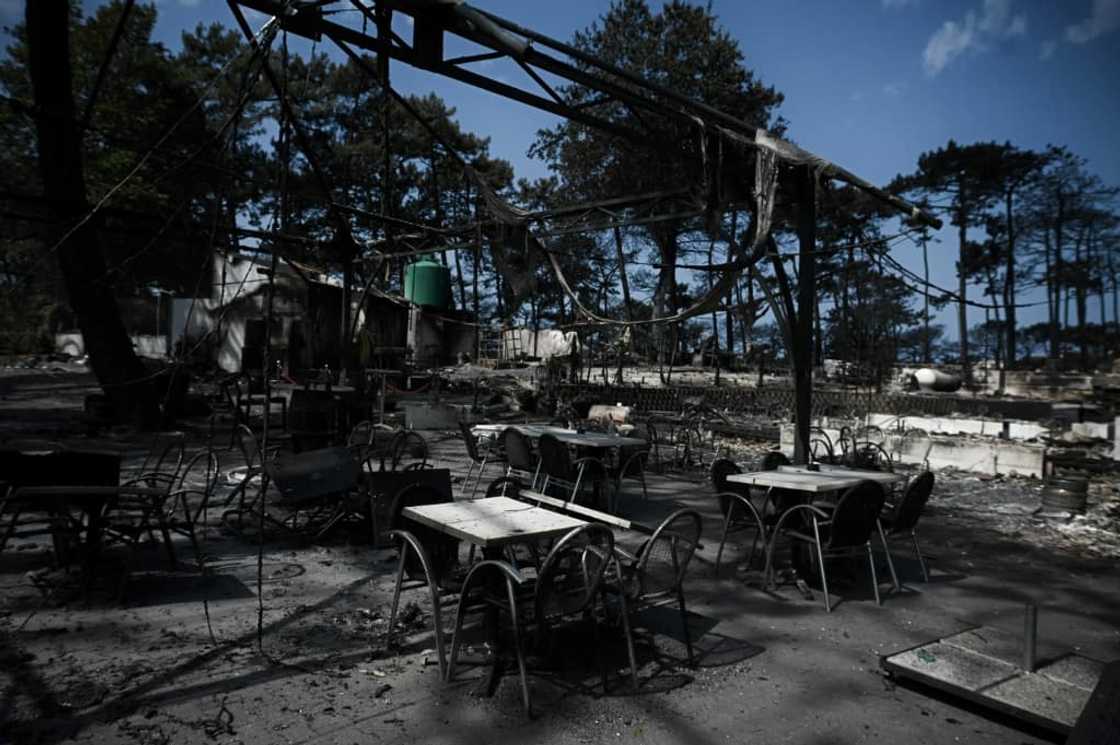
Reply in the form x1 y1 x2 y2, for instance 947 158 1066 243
1074 225 1089 370
793 165 816 465
922 235 931 363
1004 189 1017 368
956 197 971 385
651 226 678 379
27 0 159 427
1049 191 1064 362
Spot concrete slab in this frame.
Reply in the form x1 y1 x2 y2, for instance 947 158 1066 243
883 627 1105 735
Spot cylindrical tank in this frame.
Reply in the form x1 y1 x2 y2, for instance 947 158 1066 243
913 368 962 393
1041 475 1089 514
403 259 452 310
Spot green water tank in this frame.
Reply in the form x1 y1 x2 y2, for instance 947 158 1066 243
403 259 452 310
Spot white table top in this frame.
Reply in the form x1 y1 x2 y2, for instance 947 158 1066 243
726 467 904 493
776 465 907 487
402 496 587 548
472 424 646 449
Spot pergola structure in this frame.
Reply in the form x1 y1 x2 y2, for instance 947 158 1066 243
228 0 942 464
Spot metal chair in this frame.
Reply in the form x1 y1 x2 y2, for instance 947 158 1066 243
221 424 277 526
155 448 221 571
879 471 935 582
709 460 778 576
760 451 790 471
528 524 631 695
764 480 898 612
612 508 703 669
459 422 503 498
231 373 287 433
445 560 531 714
852 441 893 472
500 427 539 487
99 485 185 598
446 525 631 716
121 438 189 568
612 439 650 505
712 490 767 575
385 484 459 579
388 430 429 471
537 433 611 510
809 427 835 463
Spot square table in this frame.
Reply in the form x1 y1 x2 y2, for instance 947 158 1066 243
727 466 906 494
775 464 908 489
471 424 646 449
402 496 587 549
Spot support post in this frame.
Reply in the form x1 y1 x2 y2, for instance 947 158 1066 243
793 165 817 465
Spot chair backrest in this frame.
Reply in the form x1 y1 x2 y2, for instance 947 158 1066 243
234 424 262 470
177 449 220 496
347 420 375 448
142 435 186 479
635 508 702 598
891 471 934 532
500 428 535 473
855 424 885 446
484 475 523 499
459 422 482 462
534 524 614 624
709 458 741 493
826 480 886 549
709 458 744 516
537 434 573 482
387 483 458 578
389 430 429 470
837 426 854 461
809 438 834 464
761 451 790 471
809 427 834 454
220 375 241 409
853 442 892 472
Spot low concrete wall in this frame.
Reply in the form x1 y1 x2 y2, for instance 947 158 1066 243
780 424 1047 478
1070 421 1113 440
864 413 1048 441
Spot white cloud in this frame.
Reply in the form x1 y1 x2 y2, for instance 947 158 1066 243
883 82 907 96
922 0 1028 75
882 0 919 8
1039 39 1057 60
1064 0 1120 44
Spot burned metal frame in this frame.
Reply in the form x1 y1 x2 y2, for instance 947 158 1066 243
228 0 943 465
232 0 940 229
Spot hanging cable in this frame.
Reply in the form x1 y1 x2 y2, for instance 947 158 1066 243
35 16 279 263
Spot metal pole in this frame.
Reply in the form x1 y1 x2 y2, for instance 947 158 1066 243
793 165 817 465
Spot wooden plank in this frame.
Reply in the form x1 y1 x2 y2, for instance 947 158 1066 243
518 489 643 531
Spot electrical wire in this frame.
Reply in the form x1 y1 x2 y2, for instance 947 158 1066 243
34 16 279 262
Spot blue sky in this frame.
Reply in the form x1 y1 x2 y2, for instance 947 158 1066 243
3 0 1118 340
